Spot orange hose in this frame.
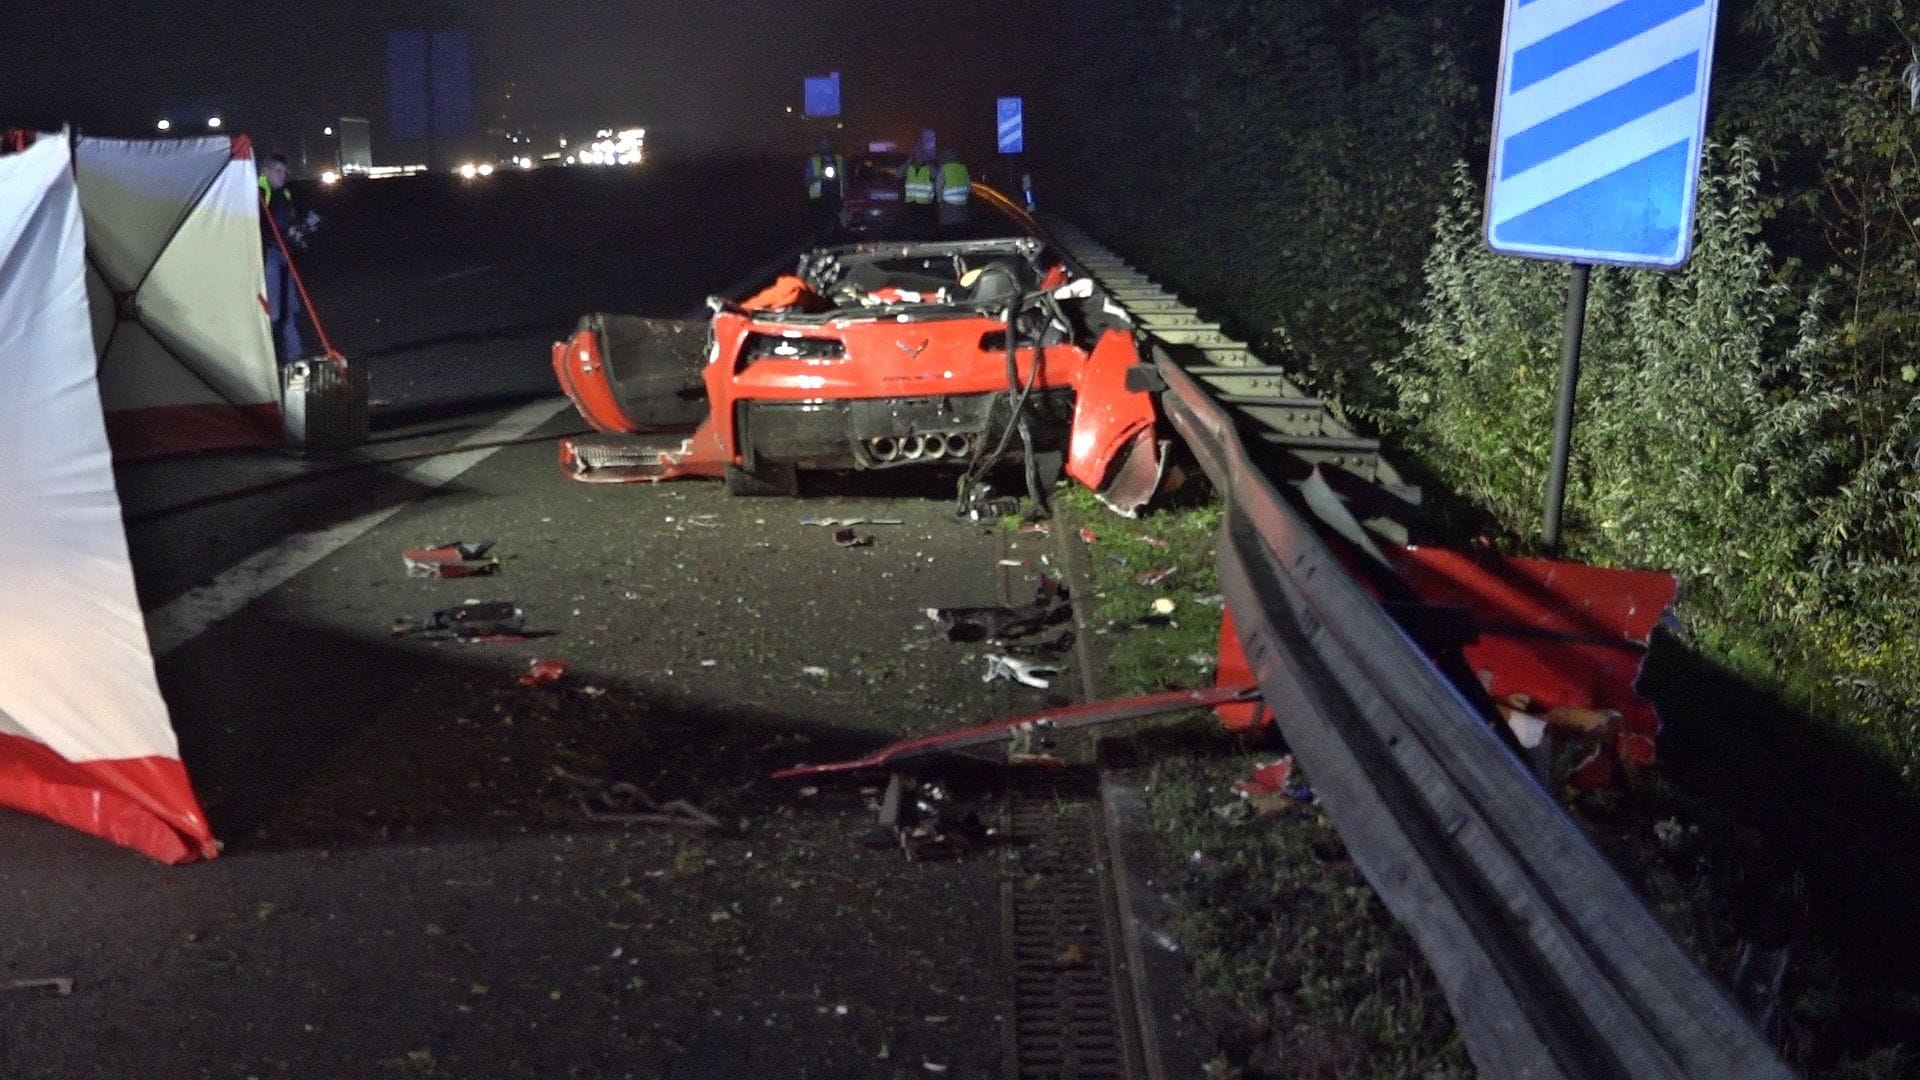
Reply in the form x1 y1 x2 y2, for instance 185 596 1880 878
262 199 344 367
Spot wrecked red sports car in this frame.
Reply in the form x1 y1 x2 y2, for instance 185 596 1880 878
550 238 1171 516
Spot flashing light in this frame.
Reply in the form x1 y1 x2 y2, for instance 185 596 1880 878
207 116 223 130
156 119 172 132
320 169 341 185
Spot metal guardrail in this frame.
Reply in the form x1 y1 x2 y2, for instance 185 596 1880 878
1044 221 1791 1079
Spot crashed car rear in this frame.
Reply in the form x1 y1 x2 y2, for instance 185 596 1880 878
550 238 1172 516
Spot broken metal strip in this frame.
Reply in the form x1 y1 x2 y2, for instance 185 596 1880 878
770 685 1259 780
1154 353 1788 1079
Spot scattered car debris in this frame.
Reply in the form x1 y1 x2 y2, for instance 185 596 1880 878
1140 536 1169 549
997 559 1025 568
518 658 569 686
982 654 1060 689
392 600 528 641
1137 566 1177 587
833 527 873 548
1151 597 1177 617
1226 755 1316 812
801 517 903 527
403 541 499 578
1006 630 1076 661
1078 528 1098 545
1019 522 1053 537
1232 757 1294 797
801 666 831 678
1193 593 1226 608
4 977 72 996
878 773 990 861
552 768 721 829
774 684 1263 779
925 577 1071 642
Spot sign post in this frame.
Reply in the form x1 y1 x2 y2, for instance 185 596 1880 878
1484 0 1720 548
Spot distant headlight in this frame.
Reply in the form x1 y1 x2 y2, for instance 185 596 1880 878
458 163 478 179
319 170 340 185
477 163 495 176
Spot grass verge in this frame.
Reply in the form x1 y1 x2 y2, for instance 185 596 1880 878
1056 486 1471 1078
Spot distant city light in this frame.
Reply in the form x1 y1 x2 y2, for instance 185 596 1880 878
207 116 223 130
574 127 646 168
363 164 428 180
320 170 341 185
156 119 172 132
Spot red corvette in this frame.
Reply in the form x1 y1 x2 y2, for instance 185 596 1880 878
551 237 1172 516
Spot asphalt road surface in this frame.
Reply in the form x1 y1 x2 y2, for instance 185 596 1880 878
1 164 1073 1078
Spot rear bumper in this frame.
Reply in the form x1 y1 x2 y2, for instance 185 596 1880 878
738 389 1074 468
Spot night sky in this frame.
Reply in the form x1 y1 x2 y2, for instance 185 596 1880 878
2 1 1047 161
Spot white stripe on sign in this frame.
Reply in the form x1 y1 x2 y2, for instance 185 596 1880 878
1509 0 1629 50
1499 4 1710 136
1490 96 1699 224
145 396 570 656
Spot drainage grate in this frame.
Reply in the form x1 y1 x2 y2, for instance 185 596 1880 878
1002 771 1143 1080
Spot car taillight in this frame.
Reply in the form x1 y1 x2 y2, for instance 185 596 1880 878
740 334 846 365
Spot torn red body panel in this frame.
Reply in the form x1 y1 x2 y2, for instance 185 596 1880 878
1392 547 1678 787
550 238 1172 515
1215 606 1278 732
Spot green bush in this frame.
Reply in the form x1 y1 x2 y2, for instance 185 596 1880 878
1388 142 1920 777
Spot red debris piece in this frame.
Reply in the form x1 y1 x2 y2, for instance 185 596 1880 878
1232 757 1294 797
1136 566 1177 587
404 542 499 578
519 658 570 686
1392 547 1678 790
1078 528 1098 545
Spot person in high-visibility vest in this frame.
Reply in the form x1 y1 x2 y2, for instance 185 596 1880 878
804 139 845 236
902 147 937 235
257 154 321 362
935 147 971 231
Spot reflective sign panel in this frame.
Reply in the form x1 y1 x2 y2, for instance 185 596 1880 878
1485 0 1720 269
997 97 1024 155
804 72 842 119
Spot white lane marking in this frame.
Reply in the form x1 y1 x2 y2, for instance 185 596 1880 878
144 396 570 656
147 237 809 657
426 263 503 284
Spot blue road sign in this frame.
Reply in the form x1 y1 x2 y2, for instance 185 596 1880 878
1485 0 1720 269
804 72 841 118
997 97 1024 155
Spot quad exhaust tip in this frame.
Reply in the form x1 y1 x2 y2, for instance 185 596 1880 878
865 432 976 462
